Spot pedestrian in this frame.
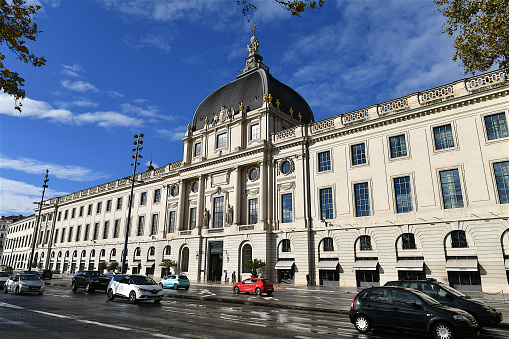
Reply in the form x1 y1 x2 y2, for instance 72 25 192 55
306 273 310 286
231 271 236 284
211 269 215 282
224 270 228 284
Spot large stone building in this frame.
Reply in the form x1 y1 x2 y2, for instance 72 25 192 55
0 215 24 262
3 33 509 292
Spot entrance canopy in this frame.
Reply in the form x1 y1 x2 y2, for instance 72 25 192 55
353 260 378 271
445 259 478 272
317 261 339 270
396 260 424 271
275 261 295 270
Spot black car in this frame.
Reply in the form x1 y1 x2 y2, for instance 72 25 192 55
385 279 503 327
72 271 110 292
19 270 41 277
38 269 53 280
349 286 480 339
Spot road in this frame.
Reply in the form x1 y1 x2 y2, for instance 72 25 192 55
1 285 508 339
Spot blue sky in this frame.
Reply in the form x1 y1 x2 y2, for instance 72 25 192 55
0 0 468 216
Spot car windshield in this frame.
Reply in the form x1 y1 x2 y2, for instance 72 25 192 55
0 272 9 277
130 275 157 285
439 283 466 297
178 275 188 280
86 272 105 277
19 275 40 281
261 279 272 283
412 289 440 306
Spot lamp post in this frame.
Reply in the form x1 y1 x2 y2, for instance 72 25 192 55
28 169 49 269
121 134 144 274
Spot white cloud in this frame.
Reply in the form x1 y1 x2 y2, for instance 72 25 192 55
156 127 187 142
121 103 160 117
61 64 83 77
62 80 99 92
108 90 124 99
0 154 110 182
75 111 143 128
55 97 99 109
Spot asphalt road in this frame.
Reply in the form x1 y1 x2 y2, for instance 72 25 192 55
1 285 509 339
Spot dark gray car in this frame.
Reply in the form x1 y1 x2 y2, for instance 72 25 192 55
72 270 110 292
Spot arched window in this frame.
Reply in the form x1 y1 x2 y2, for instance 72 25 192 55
359 235 372 251
90 249 96 257
281 239 291 252
40 252 45 258
181 247 189 272
322 237 334 251
73 250 77 257
51 251 55 258
450 230 467 248
65 251 69 257
148 246 155 256
58 251 62 258
81 250 86 257
164 245 171 256
401 233 416 249
100 249 106 257
134 247 141 256
242 244 252 273
111 248 116 257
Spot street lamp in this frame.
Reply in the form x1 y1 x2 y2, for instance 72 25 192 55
28 169 49 269
121 133 144 274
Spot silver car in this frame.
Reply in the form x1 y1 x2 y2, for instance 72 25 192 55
0 271 9 288
3 274 45 295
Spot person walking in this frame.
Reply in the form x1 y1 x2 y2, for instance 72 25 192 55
231 271 236 284
306 273 310 286
224 270 228 284
211 269 215 283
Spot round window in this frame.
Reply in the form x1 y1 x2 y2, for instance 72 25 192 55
191 181 199 192
171 185 178 197
249 168 258 181
281 160 291 175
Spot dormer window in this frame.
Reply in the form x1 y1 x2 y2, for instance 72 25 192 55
217 132 227 148
194 142 202 157
250 124 260 140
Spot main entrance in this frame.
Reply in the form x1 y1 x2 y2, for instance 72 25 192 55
208 241 223 282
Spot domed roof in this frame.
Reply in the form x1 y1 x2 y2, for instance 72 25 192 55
192 44 313 131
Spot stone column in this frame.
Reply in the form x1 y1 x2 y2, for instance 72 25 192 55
197 175 205 230
259 156 267 229
176 180 185 232
232 166 241 227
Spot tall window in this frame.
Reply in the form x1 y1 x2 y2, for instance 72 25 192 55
451 230 468 248
194 142 202 157
103 221 109 239
71 208 76 219
439 169 464 209
320 187 334 220
116 197 123 210
389 134 407 158
113 219 120 238
181 247 189 272
250 124 260 140
148 247 155 256
213 197 224 228
433 124 455 150
67 227 73 242
64 210 68 220
151 214 159 235
217 132 227 148
394 176 413 213
93 223 99 240
242 244 252 273
323 237 334 251
57 211 61 221
75 225 81 242
484 113 508 140
351 143 366 166
354 182 371 217
188 209 196 230
282 193 293 223
359 235 372 250
494 161 509 204
106 199 112 212
401 233 416 249
96 202 102 214
318 151 331 172
79 206 84 217
87 204 92 215
164 246 171 256
153 189 161 203
281 239 291 252
140 192 147 206
53 229 59 244
248 198 258 224
169 211 176 233
137 216 145 236
84 224 90 241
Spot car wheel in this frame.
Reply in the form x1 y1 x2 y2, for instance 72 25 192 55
85 283 93 292
159 282 164 288
173 283 178 290
129 291 137 303
16 286 22 295
38 292 43 295
3 285 8 294
154 299 161 304
255 287 262 296
433 322 455 339
234 286 239 294
184 287 189 290
107 288 115 301
354 314 371 333
266 291 273 296
71 282 77 291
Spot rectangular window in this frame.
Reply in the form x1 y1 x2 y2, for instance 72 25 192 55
439 169 464 209
96 202 102 214
189 208 196 230
87 204 92 216
250 124 260 140
151 214 159 235
153 189 161 203
360 236 372 250
79 206 84 217
57 211 61 221
213 197 224 228
103 221 109 239
217 132 227 148
323 238 334 251
282 193 293 223
71 208 76 219
351 143 367 166
84 224 90 241
389 134 408 158
354 182 371 217
248 198 258 224
320 187 334 220
67 227 73 242
484 113 508 140
394 176 413 213
93 223 99 240
106 199 112 212
116 197 123 210
494 161 509 204
114 219 120 238
433 124 455 150
402 233 416 249
194 142 202 157
76 225 81 242
60 228 66 243
318 151 331 172
140 192 147 206
169 211 176 233
64 210 69 220
54 229 59 244
137 216 145 236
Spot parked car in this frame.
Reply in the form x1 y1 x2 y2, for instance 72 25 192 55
233 278 274 296
3 274 45 295
1 266 13 275
72 270 110 292
19 270 41 277
38 269 53 280
159 274 190 290
0 271 10 288
384 279 503 327
349 286 480 339
107 274 163 303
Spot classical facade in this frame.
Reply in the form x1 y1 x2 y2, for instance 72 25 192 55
0 215 24 262
3 33 509 292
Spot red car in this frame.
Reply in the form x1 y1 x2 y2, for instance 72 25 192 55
233 278 274 296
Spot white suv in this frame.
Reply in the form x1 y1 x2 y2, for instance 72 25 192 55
107 274 163 303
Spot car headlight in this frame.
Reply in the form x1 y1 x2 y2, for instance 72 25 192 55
453 315 469 322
